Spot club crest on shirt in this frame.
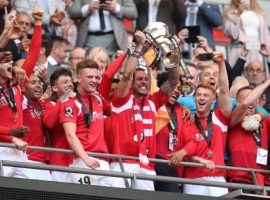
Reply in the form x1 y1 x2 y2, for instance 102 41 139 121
64 106 73 117
133 131 144 142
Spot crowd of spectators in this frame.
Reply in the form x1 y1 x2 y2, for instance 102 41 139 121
0 0 270 197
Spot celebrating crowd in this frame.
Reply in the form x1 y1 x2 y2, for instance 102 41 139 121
0 0 270 197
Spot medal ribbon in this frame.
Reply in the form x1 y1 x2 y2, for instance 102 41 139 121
0 84 17 112
252 126 262 147
167 107 178 147
194 112 213 147
76 92 93 129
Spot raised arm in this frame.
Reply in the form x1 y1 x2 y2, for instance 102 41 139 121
215 52 231 118
22 9 43 78
230 77 270 127
159 64 180 97
0 7 22 48
116 31 145 98
99 53 126 101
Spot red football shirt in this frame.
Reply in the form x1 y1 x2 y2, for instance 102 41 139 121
183 108 229 179
0 84 23 142
156 104 196 160
228 117 270 185
22 97 49 162
42 100 73 166
59 95 108 154
0 24 41 142
110 90 169 170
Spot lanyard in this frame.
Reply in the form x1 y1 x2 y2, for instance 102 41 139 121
167 107 178 138
252 126 262 147
28 101 51 147
0 84 17 112
195 112 213 147
76 92 93 129
27 102 44 122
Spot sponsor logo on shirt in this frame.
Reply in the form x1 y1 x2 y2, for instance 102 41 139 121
195 133 205 141
92 112 103 122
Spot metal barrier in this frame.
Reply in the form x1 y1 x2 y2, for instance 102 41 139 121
0 142 270 197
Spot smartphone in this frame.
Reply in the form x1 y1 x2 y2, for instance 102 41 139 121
198 53 214 61
185 26 201 43
100 0 111 3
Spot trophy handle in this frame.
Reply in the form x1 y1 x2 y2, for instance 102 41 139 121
170 36 192 79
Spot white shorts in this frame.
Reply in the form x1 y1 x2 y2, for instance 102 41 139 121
110 162 155 191
70 158 111 187
0 147 33 179
51 171 72 183
183 176 228 197
26 160 52 181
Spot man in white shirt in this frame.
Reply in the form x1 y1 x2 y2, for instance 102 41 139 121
67 0 137 52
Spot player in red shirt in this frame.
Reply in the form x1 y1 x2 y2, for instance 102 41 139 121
182 53 232 197
60 59 111 186
155 80 196 192
228 78 270 189
42 67 75 182
109 31 180 190
22 74 52 181
0 9 43 178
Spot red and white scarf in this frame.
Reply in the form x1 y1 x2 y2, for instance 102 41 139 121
132 98 154 166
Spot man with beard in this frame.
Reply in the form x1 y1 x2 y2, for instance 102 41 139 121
109 30 180 190
60 59 111 186
181 53 231 197
228 78 270 189
179 65 197 97
22 74 52 181
42 67 75 182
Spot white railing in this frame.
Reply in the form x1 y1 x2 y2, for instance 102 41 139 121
0 143 269 197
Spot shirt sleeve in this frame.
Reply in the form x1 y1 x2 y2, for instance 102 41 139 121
177 122 197 157
213 108 230 133
0 134 13 142
22 25 42 78
42 100 61 129
111 91 132 108
81 4 90 17
0 126 10 135
59 99 77 124
150 90 170 110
